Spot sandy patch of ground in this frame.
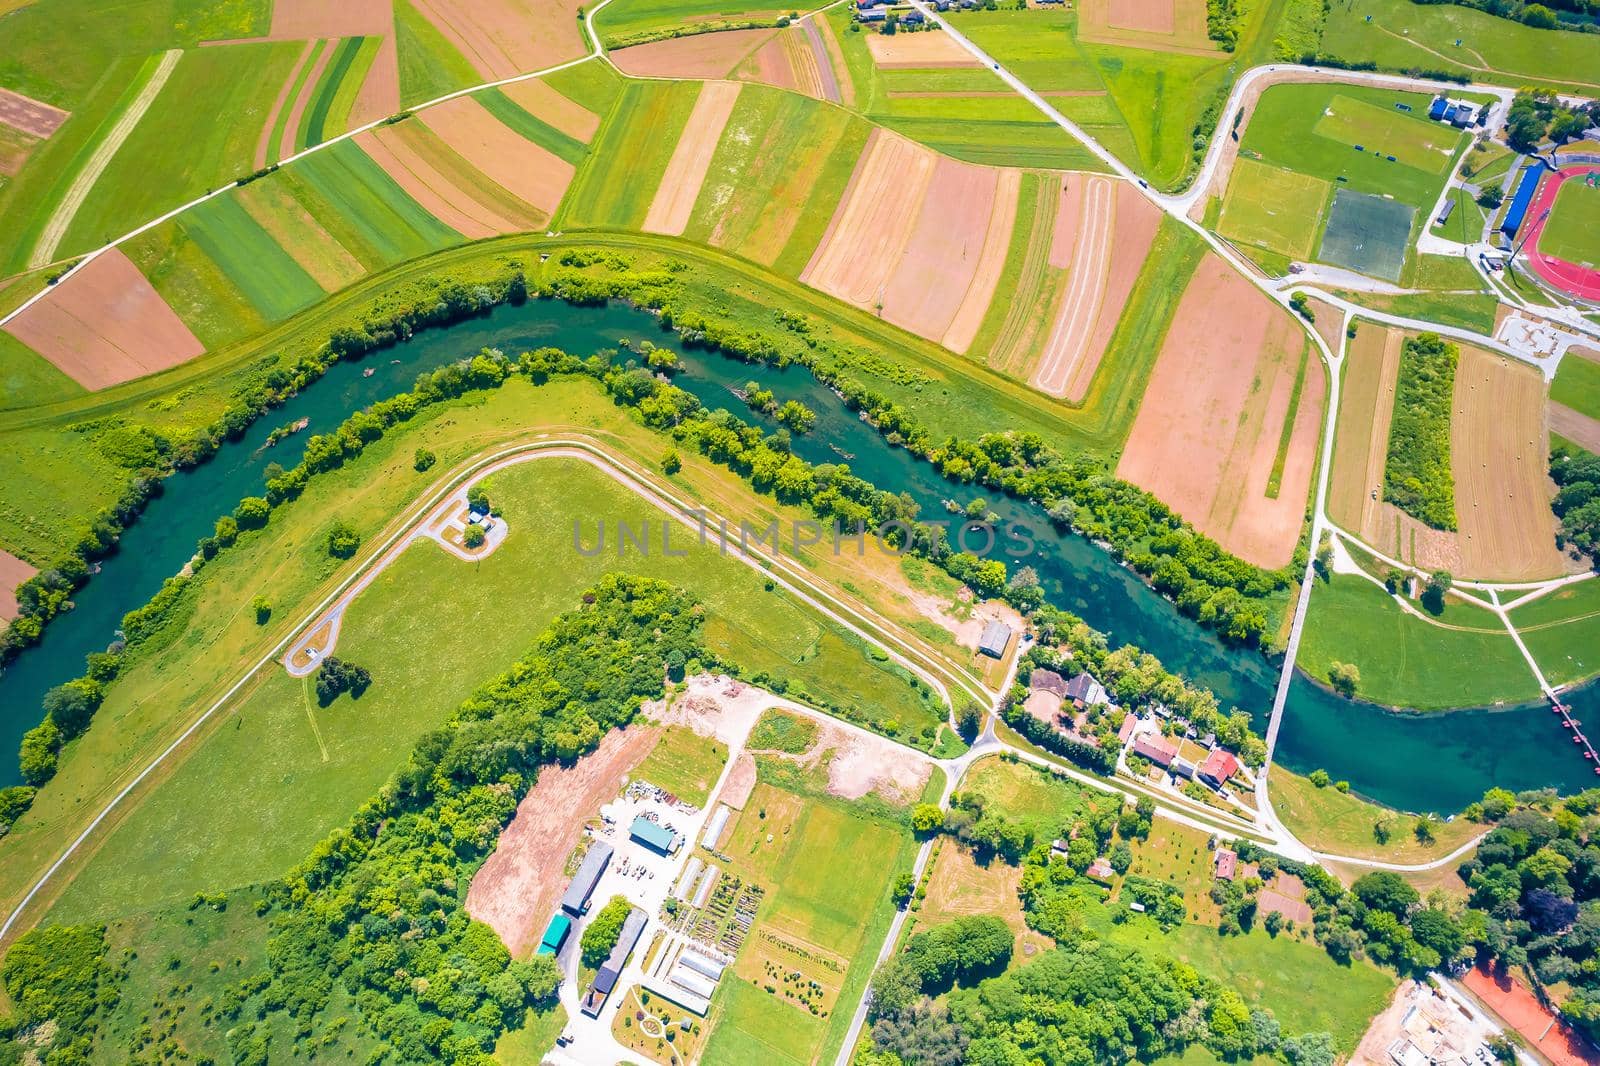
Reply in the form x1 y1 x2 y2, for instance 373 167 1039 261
865 30 980 68
1116 253 1322 568
465 725 659 957
0 547 36 622
356 121 535 238
420 95 574 220
943 168 1021 354
801 128 937 306
903 583 1025 653
1032 177 1159 401
501 77 600 142
1553 402 1600 456
1449 345 1569 580
410 0 587 80
879 156 1002 340
643 80 743 237
3 248 205 389
650 674 775 749
0 87 68 138
610 29 776 79
721 754 758 808
1023 688 1064 725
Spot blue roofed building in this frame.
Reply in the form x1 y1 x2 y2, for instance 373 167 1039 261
1502 161 1548 237
630 815 681 855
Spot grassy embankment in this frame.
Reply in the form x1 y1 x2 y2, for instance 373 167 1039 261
1270 766 1480 860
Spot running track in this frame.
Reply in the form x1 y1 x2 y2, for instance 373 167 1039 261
1524 163 1600 303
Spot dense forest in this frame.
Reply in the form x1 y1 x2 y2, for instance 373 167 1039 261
1383 333 1459 531
2 574 704 1064
1550 442 1600 558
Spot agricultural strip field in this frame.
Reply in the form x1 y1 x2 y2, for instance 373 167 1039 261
1218 157 1330 260
610 28 777 79
0 247 205 388
1511 578 1600 689
57 41 305 259
594 0 789 49
1116 253 1323 568
34 442 943 926
234 178 367 291
559 81 702 230
417 95 576 224
176 194 327 321
1539 180 1600 268
1319 0 1600 95
498 77 602 144
393 0 481 106
408 0 588 80
1299 573 1539 710
355 119 543 238
644 80 744 236
706 775 918 1065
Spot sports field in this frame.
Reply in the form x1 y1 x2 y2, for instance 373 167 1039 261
1319 189 1414 282
1538 179 1600 268
1218 157 1329 259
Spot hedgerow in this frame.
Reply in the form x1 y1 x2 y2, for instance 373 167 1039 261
1383 333 1458 530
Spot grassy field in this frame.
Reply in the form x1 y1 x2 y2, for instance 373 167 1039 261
178 194 327 321
960 754 1096 842
1428 187 1488 244
477 87 591 164
123 218 268 348
298 36 369 150
1540 180 1600 267
263 38 328 163
38 437 942 925
1335 287 1500 334
1551 349 1600 421
282 140 463 267
394 0 481 106
1510 578 1600 689
634 723 729 807
1299 574 1540 710
1270 766 1481 854
559 81 702 230
541 59 627 118
707 776 918 1064
1219 158 1330 259
594 0 788 47
58 42 304 258
1320 0 1600 94
0 332 83 412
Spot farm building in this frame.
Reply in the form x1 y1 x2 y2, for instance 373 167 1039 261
630 815 682 855
1214 847 1238 881
858 7 887 20
692 865 721 908
561 841 613 916
1501 162 1547 237
1171 758 1197 781
1132 733 1178 767
1436 199 1455 225
670 967 718 1001
978 620 1012 659
1199 748 1240 789
679 951 728 981
1086 857 1115 883
581 907 648 1017
1064 672 1107 707
1117 712 1138 744
537 913 572 957
673 856 705 901
701 805 731 851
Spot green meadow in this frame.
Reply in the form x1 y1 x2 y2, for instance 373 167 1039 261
179 194 326 321
281 139 462 267
0 333 83 412
1219 158 1331 259
393 0 481 106
1511 578 1600 689
559 80 701 229
594 0 789 47
123 218 267 347
1552 351 1600 421
1299 574 1540 709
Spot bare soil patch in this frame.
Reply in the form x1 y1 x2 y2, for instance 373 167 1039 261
1449 345 1568 580
0 86 69 138
1078 0 1218 52
643 80 743 236
501 77 600 142
1116 253 1320 567
411 0 587 79
0 547 36 622
1033 177 1159 401
465 725 658 958
760 716 932 803
802 128 937 308
943 168 1021 354
879 156 1002 340
611 29 776 79
421 95 574 219
268 0 391 38
3 249 204 389
650 674 774 749
722 753 758 808
355 123 533 238
1108 0 1175 35
865 30 980 68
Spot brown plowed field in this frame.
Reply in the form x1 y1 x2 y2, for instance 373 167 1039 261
349 34 400 128
465 726 657 958
269 0 391 38
643 80 742 236
501 77 600 142
1331 327 1568 580
1032 178 1159 401
610 28 775 79
412 0 586 79
0 548 36 622
421 95 574 219
1553 402 1600 455
943 168 1021 354
801 128 937 307
879 156 1003 340
1078 0 1219 53
356 123 536 238
814 17 855 107
1109 0 1175 33
865 30 980 68
2 249 205 389
0 86 69 138
741 26 825 99
1116 254 1322 567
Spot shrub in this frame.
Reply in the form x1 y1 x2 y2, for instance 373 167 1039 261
326 521 361 559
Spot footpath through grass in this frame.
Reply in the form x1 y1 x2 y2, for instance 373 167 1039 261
1510 578 1600 689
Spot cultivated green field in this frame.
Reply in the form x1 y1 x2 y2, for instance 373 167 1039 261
123 219 268 347
478 87 591 163
1299 575 1540 710
1320 0 1600 94
0 332 82 411
595 0 789 47
179 194 326 321
263 38 329 163
297 36 368 150
1539 180 1600 267
1219 158 1330 259
559 81 702 230
1551 350 1600 422
280 139 462 267
393 0 480 106
634 724 728 807
1511 578 1600 689
41 445 943 925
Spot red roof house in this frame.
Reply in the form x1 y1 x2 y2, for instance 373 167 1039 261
1199 748 1240 788
1214 848 1238 881
1117 712 1138 744
1132 733 1177 767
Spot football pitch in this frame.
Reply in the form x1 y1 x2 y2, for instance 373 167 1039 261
1539 179 1600 266
1218 157 1331 259
1318 188 1414 282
